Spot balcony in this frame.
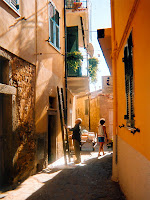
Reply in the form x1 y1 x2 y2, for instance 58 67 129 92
67 50 89 95
67 76 89 95
66 1 89 49
65 0 87 10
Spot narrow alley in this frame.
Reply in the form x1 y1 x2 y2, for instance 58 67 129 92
0 147 125 200
1 0 150 199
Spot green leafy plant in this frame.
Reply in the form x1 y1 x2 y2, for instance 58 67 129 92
67 51 83 72
88 57 99 83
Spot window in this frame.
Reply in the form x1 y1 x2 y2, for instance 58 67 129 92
4 0 19 10
49 2 60 49
123 32 134 127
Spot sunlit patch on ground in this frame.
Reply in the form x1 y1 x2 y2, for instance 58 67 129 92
1 144 113 200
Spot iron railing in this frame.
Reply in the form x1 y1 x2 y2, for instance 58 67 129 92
65 0 88 9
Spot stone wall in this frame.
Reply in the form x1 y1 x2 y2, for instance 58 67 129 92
76 93 113 138
0 47 36 186
76 95 89 131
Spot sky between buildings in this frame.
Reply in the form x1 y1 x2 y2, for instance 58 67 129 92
90 0 111 91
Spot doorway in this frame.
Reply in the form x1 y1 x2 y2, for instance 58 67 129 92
48 115 56 163
0 93 13 187
0 57 13 187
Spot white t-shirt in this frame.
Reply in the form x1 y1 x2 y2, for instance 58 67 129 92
98 125 105 137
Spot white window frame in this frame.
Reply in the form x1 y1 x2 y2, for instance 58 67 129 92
48 2 60 50
3 0 19 10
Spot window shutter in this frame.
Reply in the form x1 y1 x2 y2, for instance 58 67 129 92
124 46 129 119
128 34 134 120
123 32 135 127
56 25 59 48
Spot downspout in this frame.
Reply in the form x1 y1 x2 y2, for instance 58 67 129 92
64 0 70 162
111 0 118 182
35 0 38 66
88 94 90 131
64 1 67 125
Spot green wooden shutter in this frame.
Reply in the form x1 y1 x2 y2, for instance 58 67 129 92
128 33 134 121
124 46 130 120
67 26 78 52
123 32 134 127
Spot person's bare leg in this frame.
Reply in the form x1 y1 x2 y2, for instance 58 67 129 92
102 143 105 155
98 143 102 156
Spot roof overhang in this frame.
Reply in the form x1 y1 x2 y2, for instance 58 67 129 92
97 28 112 75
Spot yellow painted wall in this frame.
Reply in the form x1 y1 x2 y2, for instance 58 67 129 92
112 0 150 161
76 93 113 138
90 96 100 133
76 95 89 130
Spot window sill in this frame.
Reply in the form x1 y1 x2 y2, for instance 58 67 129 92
3 0 20 17
119 124 140 134
48 41 61 54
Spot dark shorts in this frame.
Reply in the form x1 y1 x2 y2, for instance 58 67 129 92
98 137 104 143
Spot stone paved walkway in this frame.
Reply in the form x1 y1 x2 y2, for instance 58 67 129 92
0 146 125 200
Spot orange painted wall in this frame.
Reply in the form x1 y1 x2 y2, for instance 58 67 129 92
112 0 150 160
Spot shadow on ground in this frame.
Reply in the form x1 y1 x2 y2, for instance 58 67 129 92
26 154 125 200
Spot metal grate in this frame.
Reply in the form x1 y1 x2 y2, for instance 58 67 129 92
65 0 87 9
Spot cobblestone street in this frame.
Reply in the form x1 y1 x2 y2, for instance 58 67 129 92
0 146 125 200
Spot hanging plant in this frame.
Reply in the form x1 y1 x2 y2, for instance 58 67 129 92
67 51 83 72
88 57 99 83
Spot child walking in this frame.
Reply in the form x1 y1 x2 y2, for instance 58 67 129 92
98 118 107 157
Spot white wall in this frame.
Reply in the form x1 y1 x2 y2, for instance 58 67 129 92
114 136 150 200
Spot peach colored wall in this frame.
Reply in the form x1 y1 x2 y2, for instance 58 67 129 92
66 10 89 48
0 0 65 160
0 0 36 64
67 90 76 127
35 0 65 159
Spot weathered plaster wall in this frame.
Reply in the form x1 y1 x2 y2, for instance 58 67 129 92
76 93 113 137
76 95 89 130
35 0 65 164
0 47 36 185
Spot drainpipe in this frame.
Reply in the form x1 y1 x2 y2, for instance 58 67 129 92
64 1 67 124
111 0 118 182
64 0 70 162
88 94 90 131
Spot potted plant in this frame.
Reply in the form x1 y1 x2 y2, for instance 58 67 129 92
67 51 83 72
88 57 99 83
